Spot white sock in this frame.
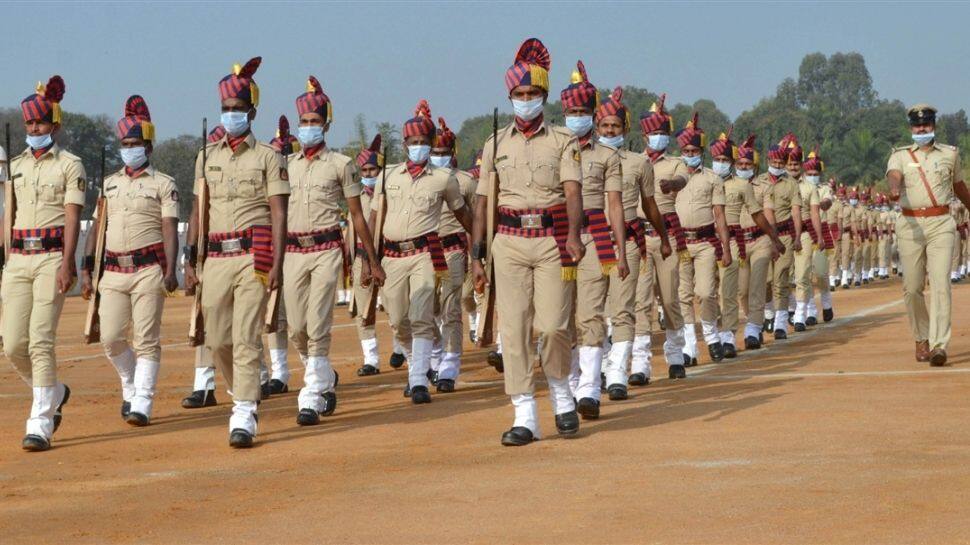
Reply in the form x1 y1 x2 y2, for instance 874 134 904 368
269 348 289 383
546 375 576 415
107 348 136 402
701 320 719 345
682 324 698 358
360 338 379 367
568 347 580 397
575 345 603 400
719 329 735 346
605 340 632 386
26 385 59 439
511 393 540 438
130 358 160 418
229 400 258 435
299 355 334 412
194 366 216 391
438 352 461 380
774 310 789 331
409 338 434 388
663 327 686 367
631 335 652 376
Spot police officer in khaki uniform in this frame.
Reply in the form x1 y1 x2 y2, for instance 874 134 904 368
828 182 844 289
597 87 670 398
675 114 731 364
428 116 476 393
804 151 835 323
886 103 970 365
787 140 823 331
633 94 689 379
4 76 85 451
353 135 384 376
183 58 289 448
558 61 625 419
370 100 471 404
461 151 483 343
80 95 179 426
285 76 382 425
471 38 585 446
718 134 784 354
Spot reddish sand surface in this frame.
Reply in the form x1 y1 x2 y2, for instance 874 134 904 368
2 278 970 544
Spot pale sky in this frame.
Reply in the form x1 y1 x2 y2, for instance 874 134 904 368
4 1 968 146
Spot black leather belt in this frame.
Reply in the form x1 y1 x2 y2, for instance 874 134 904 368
440 233 465 248
497 212 554 229
207 236 253 254
683 224 716 241
106 251 161 269
385 235 431 253
11 236 63 251
286 229 342 249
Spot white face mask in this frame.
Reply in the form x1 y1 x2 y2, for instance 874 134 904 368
768 165 787 177
430 155 452 168
361 176 377 188
297 125 324 147
736 168 755 180
682 155 702 168
912 131 935 146
120 146 148 169
849 198 859 206
511 97 544 121
407 144 431 163
712 160 732 177
598 134 624 148
805 175 821 185
564 115 593 137
647 134 669 151
220 111 250 137
25 133 53 150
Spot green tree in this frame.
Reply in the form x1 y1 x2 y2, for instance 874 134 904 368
834 128 888 186
151 134 202 219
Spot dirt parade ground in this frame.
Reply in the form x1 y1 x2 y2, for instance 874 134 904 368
2 277 970 544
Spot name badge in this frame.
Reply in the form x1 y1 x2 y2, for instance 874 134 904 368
907 162 920 168
388 184 400 190
207 166 222 172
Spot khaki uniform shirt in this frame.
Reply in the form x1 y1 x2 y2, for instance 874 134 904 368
439 169 477 236
675 167 725 228
578 140 622 210
797 179 821 224
761 173 802 223
829 198 843 228
887 142 963 210
99 166 178 252
817 184 834 223
650 154 689 215
723 176 762 226
9 144 86 229
477 123 581 210
619 150 655 222
374 163 463 241
741 176 774 229
195 133 289 233
286 148 359 233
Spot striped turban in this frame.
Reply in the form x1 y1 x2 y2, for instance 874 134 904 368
505 38 551 93
560 60 598 111
218 57 262 106
21 75 65 123
639 93 673 134
595 87 630 132
403 100 435 138
295 75 332 122
676 112 706 148
116 95 155 142
356 134 384 168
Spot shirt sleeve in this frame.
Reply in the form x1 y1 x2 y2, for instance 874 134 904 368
559 138 582 184
886 150 904 175
743 182 762 214
671 160 689 181
193 148 205 195
638 159 655 199
63 157 87 207
604 150 623 193
475 135 495 198
159 176 180 218
265 149 290 197
954 150 964 184
341 159 362 199
790 182 803 207
711 174 726 206
809 187 820 206
445 173 465 211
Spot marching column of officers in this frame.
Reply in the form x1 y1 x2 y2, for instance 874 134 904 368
2 38 968 451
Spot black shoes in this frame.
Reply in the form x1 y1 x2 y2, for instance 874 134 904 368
823 308 834 322
723 343 738 359
22 434 50 452
762 318 772 333
436 379 455 393
668 364 686 379
486 351 504 373
556 410 580 436
683 354 698 367
125 412 149 427
53 385 70 433
744 336 761 350
410 385 431 404
297 408 320 426
320 391 337 416
260 382 271 400
181 389 217 409
708 342 725 362
576 398 600 420
806 316 818 326
389 352 406 369
628 373 650 386
403 384 412 398
794 322 806 332
427 369 438 386
842 283 850 290
121 401 131 419
356 364 380 377
501 426 535 446
229 429 254 448
774 329 788 340
268 379 288 395
607 384 628 401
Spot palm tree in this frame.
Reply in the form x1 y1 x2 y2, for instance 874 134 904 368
835 128 887 186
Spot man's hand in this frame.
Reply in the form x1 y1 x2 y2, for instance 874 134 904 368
184 263 199 295
163 273 178 294
615 256 630 280
80 270 93 300
660 239 673 259
773 239 786 258
56 263 75 294
360 259 372 288
721 252 733 268
659 179 677 194
369 261 386 287
266 266 281 293
566 234 585 263
472 260 488 294
792 237 803 253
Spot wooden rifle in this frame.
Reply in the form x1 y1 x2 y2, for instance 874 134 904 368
83 146 108 343
475 108 499 347
188 118 209 346
361 146 388 326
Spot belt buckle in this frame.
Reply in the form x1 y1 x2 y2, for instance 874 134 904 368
520 214 543 229
684 231 700 241
397 241 416 252
297 235 316 248
220 238 243 253
23 237 42 251
116 255 135 268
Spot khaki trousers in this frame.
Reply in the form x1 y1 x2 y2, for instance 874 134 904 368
812 247 831 298
773 234 795 305
438 249 467 354
718 239 742 336
840 233 854 273
794 232 815 301
381 252 437 342
635 234 684 336
951 232 962 273
897 215 955 350
201 254 268 402
283 247 342 358
1 252 66 386
351 256 376 341
740 235 773 330
461 257 478 315
607 239 641 344
99 266 165 362
576 233 610 347
492 234 573 396
829 236 841 278
678 241 719 325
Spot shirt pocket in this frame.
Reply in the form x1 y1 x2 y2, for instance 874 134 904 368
385 186 403 212
583 160 606 186
131 186 160 212
309 169 342 202
233 169 266 199
531 157 560 189
691 179 713 204
207 172 226 198
38 173 66 204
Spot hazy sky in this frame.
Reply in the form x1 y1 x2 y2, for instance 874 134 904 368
4 1 968 147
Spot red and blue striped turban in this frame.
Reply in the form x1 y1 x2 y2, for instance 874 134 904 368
709 126 735 158
639 93 673 134
403 100 435 138
505 38 550 93
21 75 65 123
767 133 794 161
269 115 300 155
676 112 706 148
802 145 824 172
786 134 803 163
595 87 630 132
736 134 758 162
295 75 331 122
116 95 155 142
560 60 598 111
356 134 384 168
218 57 261 107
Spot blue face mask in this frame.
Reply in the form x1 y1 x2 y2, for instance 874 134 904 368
647 134 669 151
682 155 702 168
712 160 732 177
564 115 593 137
407 145 431 164
804 175 821 185
25 133 53 150
511 97 544 121
361 176 377 188
849 198 859 206
120 146 148 169
736 168 755 180
598 134 624 148
297 125 324 147
220 111 250 137
430 155 452 168
912 131 935 146
768 166 787 177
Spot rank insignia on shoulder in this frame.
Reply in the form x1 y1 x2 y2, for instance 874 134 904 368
573 150 581 162
77 177 87 191
280 168 288 181
171 190 179 202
